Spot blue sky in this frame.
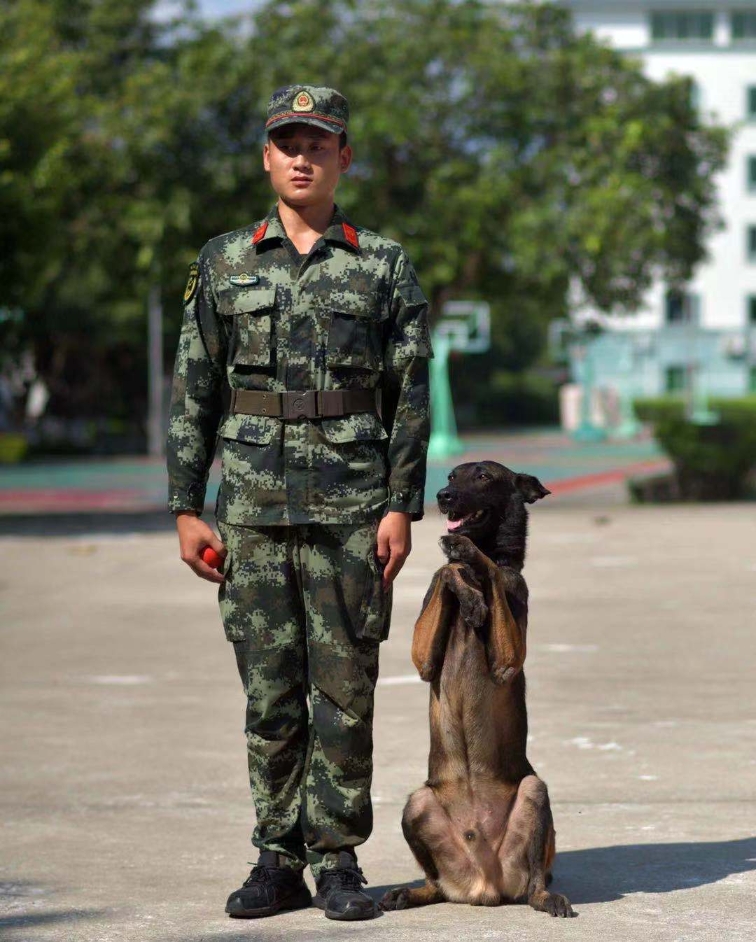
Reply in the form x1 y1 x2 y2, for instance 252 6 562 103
154 0 260 20
197 0 257 16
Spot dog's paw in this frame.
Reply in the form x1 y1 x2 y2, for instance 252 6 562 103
491 664 522 685
380 887 411 911
439 534 477 562
544 893 575 918
460 594 488 629
531 891 575 918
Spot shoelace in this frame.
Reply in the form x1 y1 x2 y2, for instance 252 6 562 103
320 866 368 891
243 865 274 887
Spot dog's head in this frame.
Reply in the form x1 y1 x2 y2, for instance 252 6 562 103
436 461 550 545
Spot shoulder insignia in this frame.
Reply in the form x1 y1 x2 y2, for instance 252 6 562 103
342 223 360 249
183 262 199 304
229 273 259 287
252 221 268 244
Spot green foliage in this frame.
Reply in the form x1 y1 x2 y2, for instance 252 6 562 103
633 396 756 499
0 0 729 429
453 366 560 428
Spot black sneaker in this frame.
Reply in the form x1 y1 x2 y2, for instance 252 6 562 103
225 851 312 918
313 851 377 921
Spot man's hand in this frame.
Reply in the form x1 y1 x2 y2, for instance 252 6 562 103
376 511 412 591
175 511 227 584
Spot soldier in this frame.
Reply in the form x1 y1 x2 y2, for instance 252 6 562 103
166 85 432 921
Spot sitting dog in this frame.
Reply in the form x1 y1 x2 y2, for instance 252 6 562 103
380 460 574 918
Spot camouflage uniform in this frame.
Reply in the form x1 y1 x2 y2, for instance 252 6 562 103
166 85 432 877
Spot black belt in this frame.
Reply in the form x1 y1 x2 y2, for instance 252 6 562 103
230 388 377 420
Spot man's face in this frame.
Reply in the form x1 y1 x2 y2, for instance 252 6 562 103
263 125 352 208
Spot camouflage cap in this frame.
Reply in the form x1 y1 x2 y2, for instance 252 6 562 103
266 85 349 136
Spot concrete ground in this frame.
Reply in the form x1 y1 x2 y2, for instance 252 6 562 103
2 503 755 941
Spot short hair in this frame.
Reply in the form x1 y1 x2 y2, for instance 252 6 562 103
267 127 348 150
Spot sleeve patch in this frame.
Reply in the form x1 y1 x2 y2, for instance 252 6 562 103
183 262 200 304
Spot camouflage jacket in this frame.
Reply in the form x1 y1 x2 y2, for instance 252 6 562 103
167 204 433 525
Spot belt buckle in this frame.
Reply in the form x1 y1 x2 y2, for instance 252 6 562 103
284 390 318 420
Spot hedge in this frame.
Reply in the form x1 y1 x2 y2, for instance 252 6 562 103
633 396 756 500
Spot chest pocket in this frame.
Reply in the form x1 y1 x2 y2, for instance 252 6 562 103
219 288 275 368
326 299 384 372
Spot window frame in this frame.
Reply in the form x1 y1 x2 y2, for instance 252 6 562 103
665 365 688 393
665 289 701 325
731 9 756 42
650 10 715 43
748 156 756 192
748 294 756 325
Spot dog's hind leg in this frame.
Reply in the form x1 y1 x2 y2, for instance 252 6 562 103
498 775 574 917
381 787 448 910
380 879 445 911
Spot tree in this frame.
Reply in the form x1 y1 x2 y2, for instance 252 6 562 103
252 0 727 358
0 0 728 436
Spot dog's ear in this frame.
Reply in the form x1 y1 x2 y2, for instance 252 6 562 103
515 473 551 504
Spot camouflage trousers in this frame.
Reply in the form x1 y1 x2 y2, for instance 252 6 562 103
217 518 391 878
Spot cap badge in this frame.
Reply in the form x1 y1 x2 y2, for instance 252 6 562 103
230 273 259 287
292 90 314 113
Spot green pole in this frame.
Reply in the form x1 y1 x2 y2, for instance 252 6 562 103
613 370 642 440
428 332 466 460
573 335 606 443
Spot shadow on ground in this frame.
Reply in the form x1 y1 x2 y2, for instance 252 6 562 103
0 909 106 932
166 835 754 939
553 836 756 904
367 837 756 908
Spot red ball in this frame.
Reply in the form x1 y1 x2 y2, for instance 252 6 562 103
201 547 224 570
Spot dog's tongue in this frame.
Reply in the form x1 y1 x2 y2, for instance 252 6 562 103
447 516 464 530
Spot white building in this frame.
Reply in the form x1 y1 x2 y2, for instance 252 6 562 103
564 1 756 399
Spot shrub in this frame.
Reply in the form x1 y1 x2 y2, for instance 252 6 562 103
451 368 561 429
633 396 756 499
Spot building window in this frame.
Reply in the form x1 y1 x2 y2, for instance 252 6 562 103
749 226 756 262
665 289 700 324
732 11 756 41
748 295 756 324
650 11 714 42
749 156 756 191
666 366 687 393
749 86 756 120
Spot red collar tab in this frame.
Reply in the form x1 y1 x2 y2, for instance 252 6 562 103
342 222 359 249
252 221 268 244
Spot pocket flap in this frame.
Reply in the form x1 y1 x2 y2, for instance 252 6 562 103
219 288 276 317
322 294 384 321
319 412 389 443
219 413 278 445
397 282 427 309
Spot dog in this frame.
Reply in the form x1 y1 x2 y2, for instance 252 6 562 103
380 460 574 917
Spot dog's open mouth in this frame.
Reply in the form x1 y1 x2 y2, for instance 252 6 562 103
447 509 485 531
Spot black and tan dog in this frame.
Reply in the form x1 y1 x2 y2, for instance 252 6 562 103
380 460 574 918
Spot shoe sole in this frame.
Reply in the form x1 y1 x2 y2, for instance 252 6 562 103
226 888 312 919
312 894 377 921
